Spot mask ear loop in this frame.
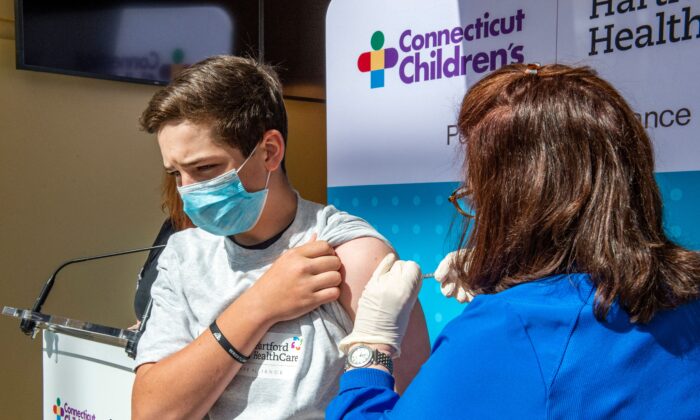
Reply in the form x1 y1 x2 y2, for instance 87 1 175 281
244 141 273 190
237 145 258 173
263 170 272 189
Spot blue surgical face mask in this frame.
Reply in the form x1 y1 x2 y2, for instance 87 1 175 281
177 147 271 236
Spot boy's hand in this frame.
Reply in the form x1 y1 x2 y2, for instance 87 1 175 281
242 234 342 325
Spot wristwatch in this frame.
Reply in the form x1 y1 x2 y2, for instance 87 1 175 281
345 344 394 375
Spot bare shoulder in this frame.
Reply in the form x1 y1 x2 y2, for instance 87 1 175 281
333 237 394 321
134 362 154 378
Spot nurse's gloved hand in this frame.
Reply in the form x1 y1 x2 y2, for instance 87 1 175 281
434 250 474 303
338 254 422 358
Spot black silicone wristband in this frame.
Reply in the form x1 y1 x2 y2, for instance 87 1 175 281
209 320 250 364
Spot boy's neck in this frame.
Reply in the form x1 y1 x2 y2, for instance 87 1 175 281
232 173 298 247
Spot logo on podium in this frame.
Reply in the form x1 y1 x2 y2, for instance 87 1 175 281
50 396 96 420
52 398 64 419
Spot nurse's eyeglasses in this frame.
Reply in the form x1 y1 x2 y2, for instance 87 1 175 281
448 186 475 218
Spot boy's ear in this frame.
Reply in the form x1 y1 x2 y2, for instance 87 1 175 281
261 129 285 171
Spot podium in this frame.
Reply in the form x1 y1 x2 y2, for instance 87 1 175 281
3 307 136 419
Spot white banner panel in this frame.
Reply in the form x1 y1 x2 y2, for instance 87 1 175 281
327 0 700 340
556 0 700 173
43 332 135 420
327 0 558 187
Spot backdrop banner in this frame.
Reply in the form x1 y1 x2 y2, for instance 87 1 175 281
326 0 700 340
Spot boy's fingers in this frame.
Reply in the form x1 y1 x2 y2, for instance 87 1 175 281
313 286 341 304
308 255 342 274
312 271 343 290
297 239 335 258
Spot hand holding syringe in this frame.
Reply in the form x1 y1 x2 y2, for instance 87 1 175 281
422 250 473 303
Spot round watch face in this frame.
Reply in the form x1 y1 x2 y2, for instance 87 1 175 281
349 346 372 367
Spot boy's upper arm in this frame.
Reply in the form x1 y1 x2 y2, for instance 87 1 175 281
333 236 393 321
333 237 431 393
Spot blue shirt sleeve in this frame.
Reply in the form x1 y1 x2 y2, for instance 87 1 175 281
328 275 700 418
327 296 552 419
326 368 398 420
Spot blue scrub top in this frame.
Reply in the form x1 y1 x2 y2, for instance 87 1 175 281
327 273 700 419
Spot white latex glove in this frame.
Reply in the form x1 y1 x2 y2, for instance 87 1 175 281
338 253 422 358
434 250 474 303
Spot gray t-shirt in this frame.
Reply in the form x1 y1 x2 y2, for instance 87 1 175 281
135 196 389 419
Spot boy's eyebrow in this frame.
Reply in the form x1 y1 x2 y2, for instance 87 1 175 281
164 157 212 172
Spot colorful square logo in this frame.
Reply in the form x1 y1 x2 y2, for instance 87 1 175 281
52 398 64 420
291 336 303 351
357 31 398 88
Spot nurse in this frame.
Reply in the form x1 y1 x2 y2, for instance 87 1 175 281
328 63 700 419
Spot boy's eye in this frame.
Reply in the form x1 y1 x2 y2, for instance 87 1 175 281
198 164 217 172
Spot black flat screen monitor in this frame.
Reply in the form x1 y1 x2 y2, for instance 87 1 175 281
15 1 260 86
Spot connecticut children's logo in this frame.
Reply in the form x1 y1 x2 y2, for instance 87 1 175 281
357 31 399 88
355 11 528 88
291 336 303 351
52 398 64 419
50 396 97 420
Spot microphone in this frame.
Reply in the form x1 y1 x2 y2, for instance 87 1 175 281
20 244 166 337
125 297 153 359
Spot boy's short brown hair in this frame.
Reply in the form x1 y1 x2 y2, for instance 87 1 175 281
140 55 288 167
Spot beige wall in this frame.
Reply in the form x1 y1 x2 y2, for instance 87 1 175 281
285 99 328 203
0 2 326 417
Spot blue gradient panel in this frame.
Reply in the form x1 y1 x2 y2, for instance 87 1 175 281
328 170 700 342
657 171 700 250
328 181 465 342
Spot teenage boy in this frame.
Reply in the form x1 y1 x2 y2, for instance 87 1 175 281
131 56 429 419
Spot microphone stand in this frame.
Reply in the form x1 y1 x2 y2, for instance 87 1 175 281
20 245 166 338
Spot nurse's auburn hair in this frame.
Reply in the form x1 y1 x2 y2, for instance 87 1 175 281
160 172 193 231
139 55 288 171
454 63 700 323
